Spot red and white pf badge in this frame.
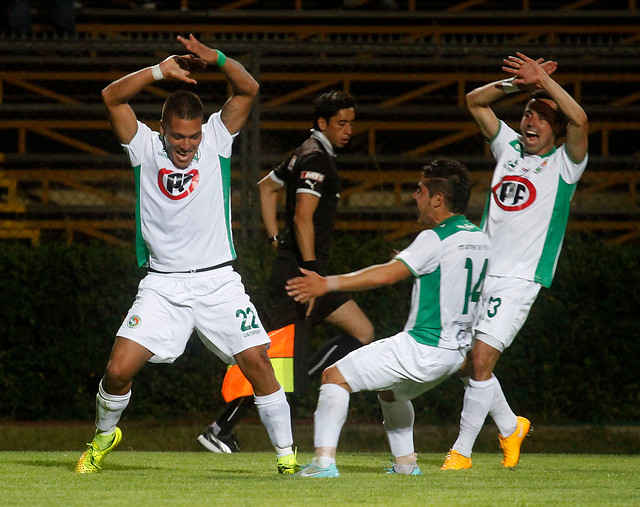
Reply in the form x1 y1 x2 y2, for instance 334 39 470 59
492 176 536 211
157 168 200 200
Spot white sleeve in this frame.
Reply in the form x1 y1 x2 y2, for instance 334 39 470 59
490 120 519 161
394 230 441 277
560 145 588 184
204 111 238 158
121 121 151 168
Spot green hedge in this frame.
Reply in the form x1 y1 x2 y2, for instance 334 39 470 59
0 233 638 424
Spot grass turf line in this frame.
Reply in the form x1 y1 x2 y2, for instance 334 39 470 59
2 421 640 453
1 451 639 506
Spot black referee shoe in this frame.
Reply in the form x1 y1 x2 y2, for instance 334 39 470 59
197 425 240 453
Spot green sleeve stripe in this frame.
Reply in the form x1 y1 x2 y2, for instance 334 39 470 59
408 267 441 347
534 176 577 287
479 190 491 230
132 164 149 267
219 155 237 260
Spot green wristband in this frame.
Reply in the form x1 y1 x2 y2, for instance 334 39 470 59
216 50 226 67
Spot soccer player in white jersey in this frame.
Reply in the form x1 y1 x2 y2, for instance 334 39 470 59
441 52 588 470
285 159 490 477
75 34 299 475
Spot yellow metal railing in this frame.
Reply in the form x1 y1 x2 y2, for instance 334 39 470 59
1 169 638 245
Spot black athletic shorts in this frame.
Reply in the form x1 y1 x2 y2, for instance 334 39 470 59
267 249 350 331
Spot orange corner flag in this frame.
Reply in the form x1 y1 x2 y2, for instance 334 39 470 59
221 324 296 402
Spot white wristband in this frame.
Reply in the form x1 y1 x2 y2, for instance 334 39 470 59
326 276 340 292
501 77 520 94
151 64 164 81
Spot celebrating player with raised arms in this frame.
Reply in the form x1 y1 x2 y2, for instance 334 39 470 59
441 52 588 470
75 34 299 475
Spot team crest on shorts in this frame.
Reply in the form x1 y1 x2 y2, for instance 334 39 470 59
127 315 142 328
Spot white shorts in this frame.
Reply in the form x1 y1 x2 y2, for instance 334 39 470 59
335 331 468 402
116 267 270 364
474 275 541 352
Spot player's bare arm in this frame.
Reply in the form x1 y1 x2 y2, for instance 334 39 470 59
258 175 283 247
102 53 205 144
465 82 503 142
503 52 588 163
286 259 411 304
294 192 319 263
467 55 557 143
178 34 259 135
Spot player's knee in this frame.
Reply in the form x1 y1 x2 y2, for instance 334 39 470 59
236 346 278 393
470 339 501 380
236 345 271 371
102 367 132 394
351 318 374 344
359 320 375 344
470 354 495 380
321 365 349 390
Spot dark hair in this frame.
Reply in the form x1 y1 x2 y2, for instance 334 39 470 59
529 89 568 127
161 90 204 122
312 90 355 129
421 158 471 214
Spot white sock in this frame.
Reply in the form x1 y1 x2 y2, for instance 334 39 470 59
378 396 415 457
254 387 293 453
488 374 518 437
95 380 131 434
452 376 496 457
313 383 350 449
312 456 336 469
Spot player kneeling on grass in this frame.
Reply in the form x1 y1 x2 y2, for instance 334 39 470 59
285 159 490 477
75 35 299 475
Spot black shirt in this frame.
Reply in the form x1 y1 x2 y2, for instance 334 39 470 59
272 134 341 264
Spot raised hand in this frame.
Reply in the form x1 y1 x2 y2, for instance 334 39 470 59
174 54 207 73
502 52 557 90
154 54 205 84
177 34 223 66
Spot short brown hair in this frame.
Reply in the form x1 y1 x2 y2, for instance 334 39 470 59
161 90 204 122
421 158 471 214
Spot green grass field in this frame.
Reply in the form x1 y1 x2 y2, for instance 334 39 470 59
1 451 639 506
1 422 639 505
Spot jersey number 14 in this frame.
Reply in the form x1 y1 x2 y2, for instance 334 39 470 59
463 258 488 315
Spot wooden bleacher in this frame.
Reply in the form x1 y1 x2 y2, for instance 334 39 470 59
1 6 639 244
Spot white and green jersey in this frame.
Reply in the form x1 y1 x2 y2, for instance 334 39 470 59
123 112 237 271
395 215 490 350
482 121 588 287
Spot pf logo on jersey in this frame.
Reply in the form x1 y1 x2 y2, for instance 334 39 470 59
492 175 537 211
158 168 200 200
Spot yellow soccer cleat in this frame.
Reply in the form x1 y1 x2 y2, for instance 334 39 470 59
440 449 472 470
75 427 122 474
499 416 531 468
277 449 301 475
